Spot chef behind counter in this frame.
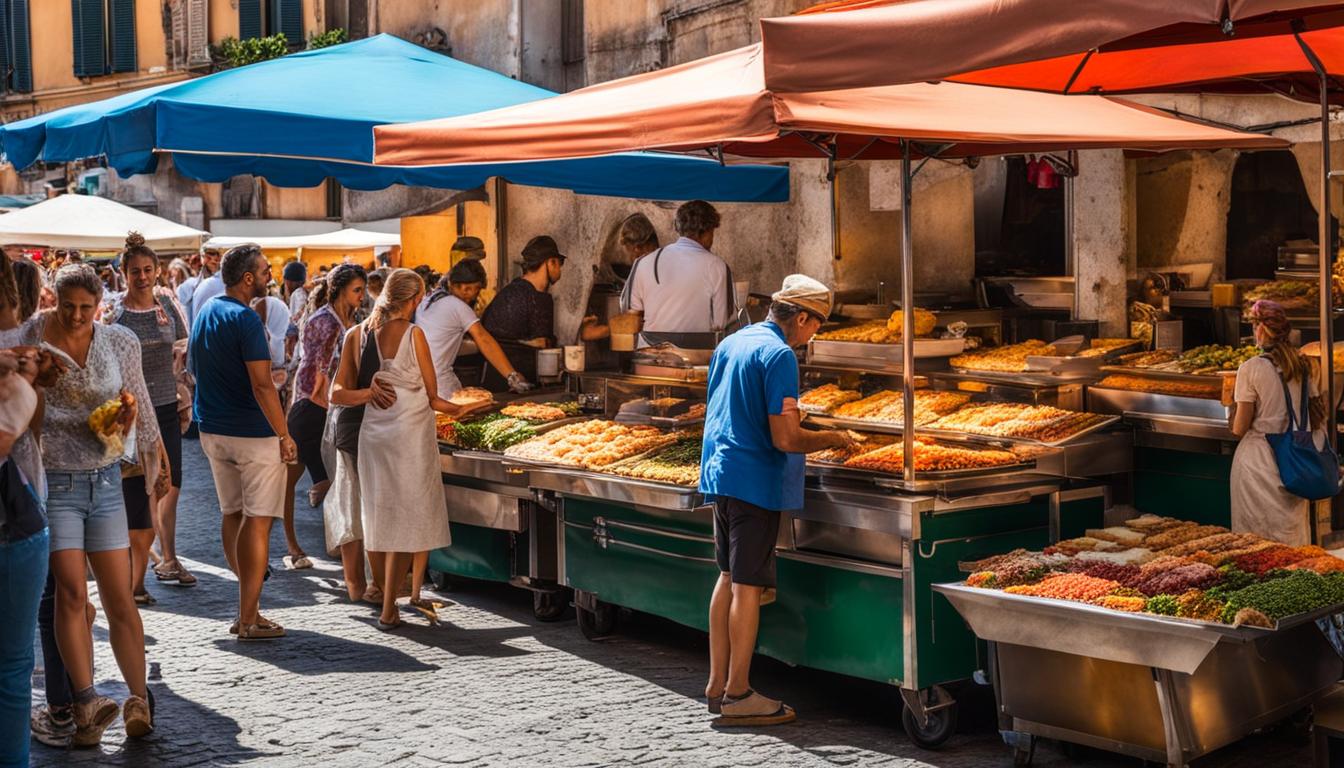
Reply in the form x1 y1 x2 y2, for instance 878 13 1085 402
479 235 566 392
623 200 736 350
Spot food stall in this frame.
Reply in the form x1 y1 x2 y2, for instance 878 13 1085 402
390 41 1290 749
936 517 1344 767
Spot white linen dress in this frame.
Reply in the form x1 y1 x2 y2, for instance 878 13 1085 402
357 324 451 553
1230 356 1323 546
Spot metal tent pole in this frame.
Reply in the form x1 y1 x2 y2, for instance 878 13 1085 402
1295 26 1336 447
828 143 841 261
901 141 916 484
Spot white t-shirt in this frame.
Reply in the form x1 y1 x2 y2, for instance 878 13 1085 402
626 236 733 339
288 285 308 321
416 291 480 397
190 273 224 328
1234 355 1324 444
252 295 292 367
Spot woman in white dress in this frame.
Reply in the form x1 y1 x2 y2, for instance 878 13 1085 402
1230 300 1328 546
334 269 481 629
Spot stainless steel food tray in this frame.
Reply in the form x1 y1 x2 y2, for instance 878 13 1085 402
1099 364 1235 384
439 449 531 488
946 367 1100 385
806 412 1120 447
935 582 1344 674
520 463 705 511
806 455 1039 485
1087 385 1229 420
807 337 965 369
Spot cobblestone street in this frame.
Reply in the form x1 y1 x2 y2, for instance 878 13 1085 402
27 439 1319 767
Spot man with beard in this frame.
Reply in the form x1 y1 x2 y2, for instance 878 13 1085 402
189 245 297 641
479 235 566 392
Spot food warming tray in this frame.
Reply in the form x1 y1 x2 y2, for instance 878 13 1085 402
807 337 966 369
805 412 1120 447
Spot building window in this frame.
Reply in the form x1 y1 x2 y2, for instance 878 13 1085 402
169 0 210 69
0 0 32 94
240 0 303 44
71 0 137 78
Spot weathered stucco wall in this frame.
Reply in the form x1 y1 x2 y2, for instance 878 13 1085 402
1073 150 1131 336
373 0 517 76
1135 150 1239 278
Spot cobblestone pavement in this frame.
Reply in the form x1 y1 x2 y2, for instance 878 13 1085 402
28 439 1319 767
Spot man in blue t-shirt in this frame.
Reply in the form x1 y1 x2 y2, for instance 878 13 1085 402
190 244 297 642
699 274 851 727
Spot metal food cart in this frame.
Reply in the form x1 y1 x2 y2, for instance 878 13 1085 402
937 583 1344 767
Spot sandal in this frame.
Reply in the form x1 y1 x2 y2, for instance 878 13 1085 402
283 554 313 570
707 694 724 715
133 591 157 607
712 690 797 727
154 562 199 587
376 617 403 631
238 621 286 641
407 597 442 625
361 586 384 605
230 614 280 635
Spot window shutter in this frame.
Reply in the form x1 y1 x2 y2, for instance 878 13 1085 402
276 0 302 46
109 0 137 73
238 0 262 40
71 0 107 77
10 0 29 92
187 0 209 66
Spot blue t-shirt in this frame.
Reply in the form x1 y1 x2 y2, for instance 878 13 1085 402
189 295 274 438
699 322 803 511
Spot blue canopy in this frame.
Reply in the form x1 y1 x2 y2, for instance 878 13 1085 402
0 35 787 202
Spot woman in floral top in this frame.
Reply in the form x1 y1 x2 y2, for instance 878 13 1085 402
30 263 161 744
280 263 365 570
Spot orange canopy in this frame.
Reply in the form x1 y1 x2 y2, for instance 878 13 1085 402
758 0 1344 93
373 45 1285 167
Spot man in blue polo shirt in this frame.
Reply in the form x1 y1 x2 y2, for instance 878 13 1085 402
190 244 297 642
700 274 852 727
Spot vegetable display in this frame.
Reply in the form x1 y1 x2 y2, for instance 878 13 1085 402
962 516 1344 628
452 414 538 452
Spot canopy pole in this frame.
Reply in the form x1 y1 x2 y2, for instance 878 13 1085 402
1066 151 1077 319
828 142 841 261
1295 25 1337 453
901 141 916 485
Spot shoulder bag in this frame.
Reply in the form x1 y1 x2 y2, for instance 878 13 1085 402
1266 372 1341 501
333 324 382 456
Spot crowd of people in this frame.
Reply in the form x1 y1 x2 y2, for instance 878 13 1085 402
0 227 547 762
0 197 830 761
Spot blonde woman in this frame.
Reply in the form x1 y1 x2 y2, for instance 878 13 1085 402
331 269 482 629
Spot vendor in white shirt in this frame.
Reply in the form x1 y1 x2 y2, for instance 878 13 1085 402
416 258 533 396
624 200 734 349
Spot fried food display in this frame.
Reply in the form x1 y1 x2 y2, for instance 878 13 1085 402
798 384 863 413
1075 338 1137 358
840 439 1020 473
504 420 678 468
1094 374 1222 399
500 403 571 423
927 402 1108 443
449 387 494 406
949 340 1054 373
831 389 970 427
814 308 937 344
604 436 701 486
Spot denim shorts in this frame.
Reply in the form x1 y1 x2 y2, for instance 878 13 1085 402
46 464 129 553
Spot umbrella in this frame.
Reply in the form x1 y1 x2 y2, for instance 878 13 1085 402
0 194 207 251
0 35 787 203
371 45 1285 483
756 0 1344 93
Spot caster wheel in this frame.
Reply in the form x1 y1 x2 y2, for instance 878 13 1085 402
428 569 454 592
1012 744 1035 767
576 599 617 640
533 590 568 622
901 686 958 750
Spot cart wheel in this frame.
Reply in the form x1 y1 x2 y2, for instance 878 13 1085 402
1012 745 1035 768
428 569 454 592
900 686 958 750
533 590 568 622
576 599 617 640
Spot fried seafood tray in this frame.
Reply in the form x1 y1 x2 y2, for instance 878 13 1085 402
805 408 1119 447
805 433 1049 488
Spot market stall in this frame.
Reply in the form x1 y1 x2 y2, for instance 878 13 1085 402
936 516 1344 767
389 47 1286 746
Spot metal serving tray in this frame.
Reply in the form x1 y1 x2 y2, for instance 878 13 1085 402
806 412 1120 448
935 582 1344 674
439 449 531 488
806 455 1040 486
521 464 705 511
1087 385 1229 420
807 337 966 369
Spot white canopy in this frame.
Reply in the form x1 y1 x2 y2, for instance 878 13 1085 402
205 227 399 251
0 194 208 251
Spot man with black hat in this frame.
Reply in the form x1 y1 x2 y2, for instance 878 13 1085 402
479 235 565 391
281 261 308 362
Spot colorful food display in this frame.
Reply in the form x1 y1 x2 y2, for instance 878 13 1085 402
1116 344 1258 375
815 308 937 343
830 389 971 426
450 414 538 452
1075 338 1138 358
927 402 1109 443
1243 280 1317 315
500 402 579 422
962 516 1344 628
504 420 679 469
603 434 701 487
949 340 1054 373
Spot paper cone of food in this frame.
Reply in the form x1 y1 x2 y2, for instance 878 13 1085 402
88 393 131 458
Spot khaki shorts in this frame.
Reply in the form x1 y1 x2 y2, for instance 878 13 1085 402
200 432 286 518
